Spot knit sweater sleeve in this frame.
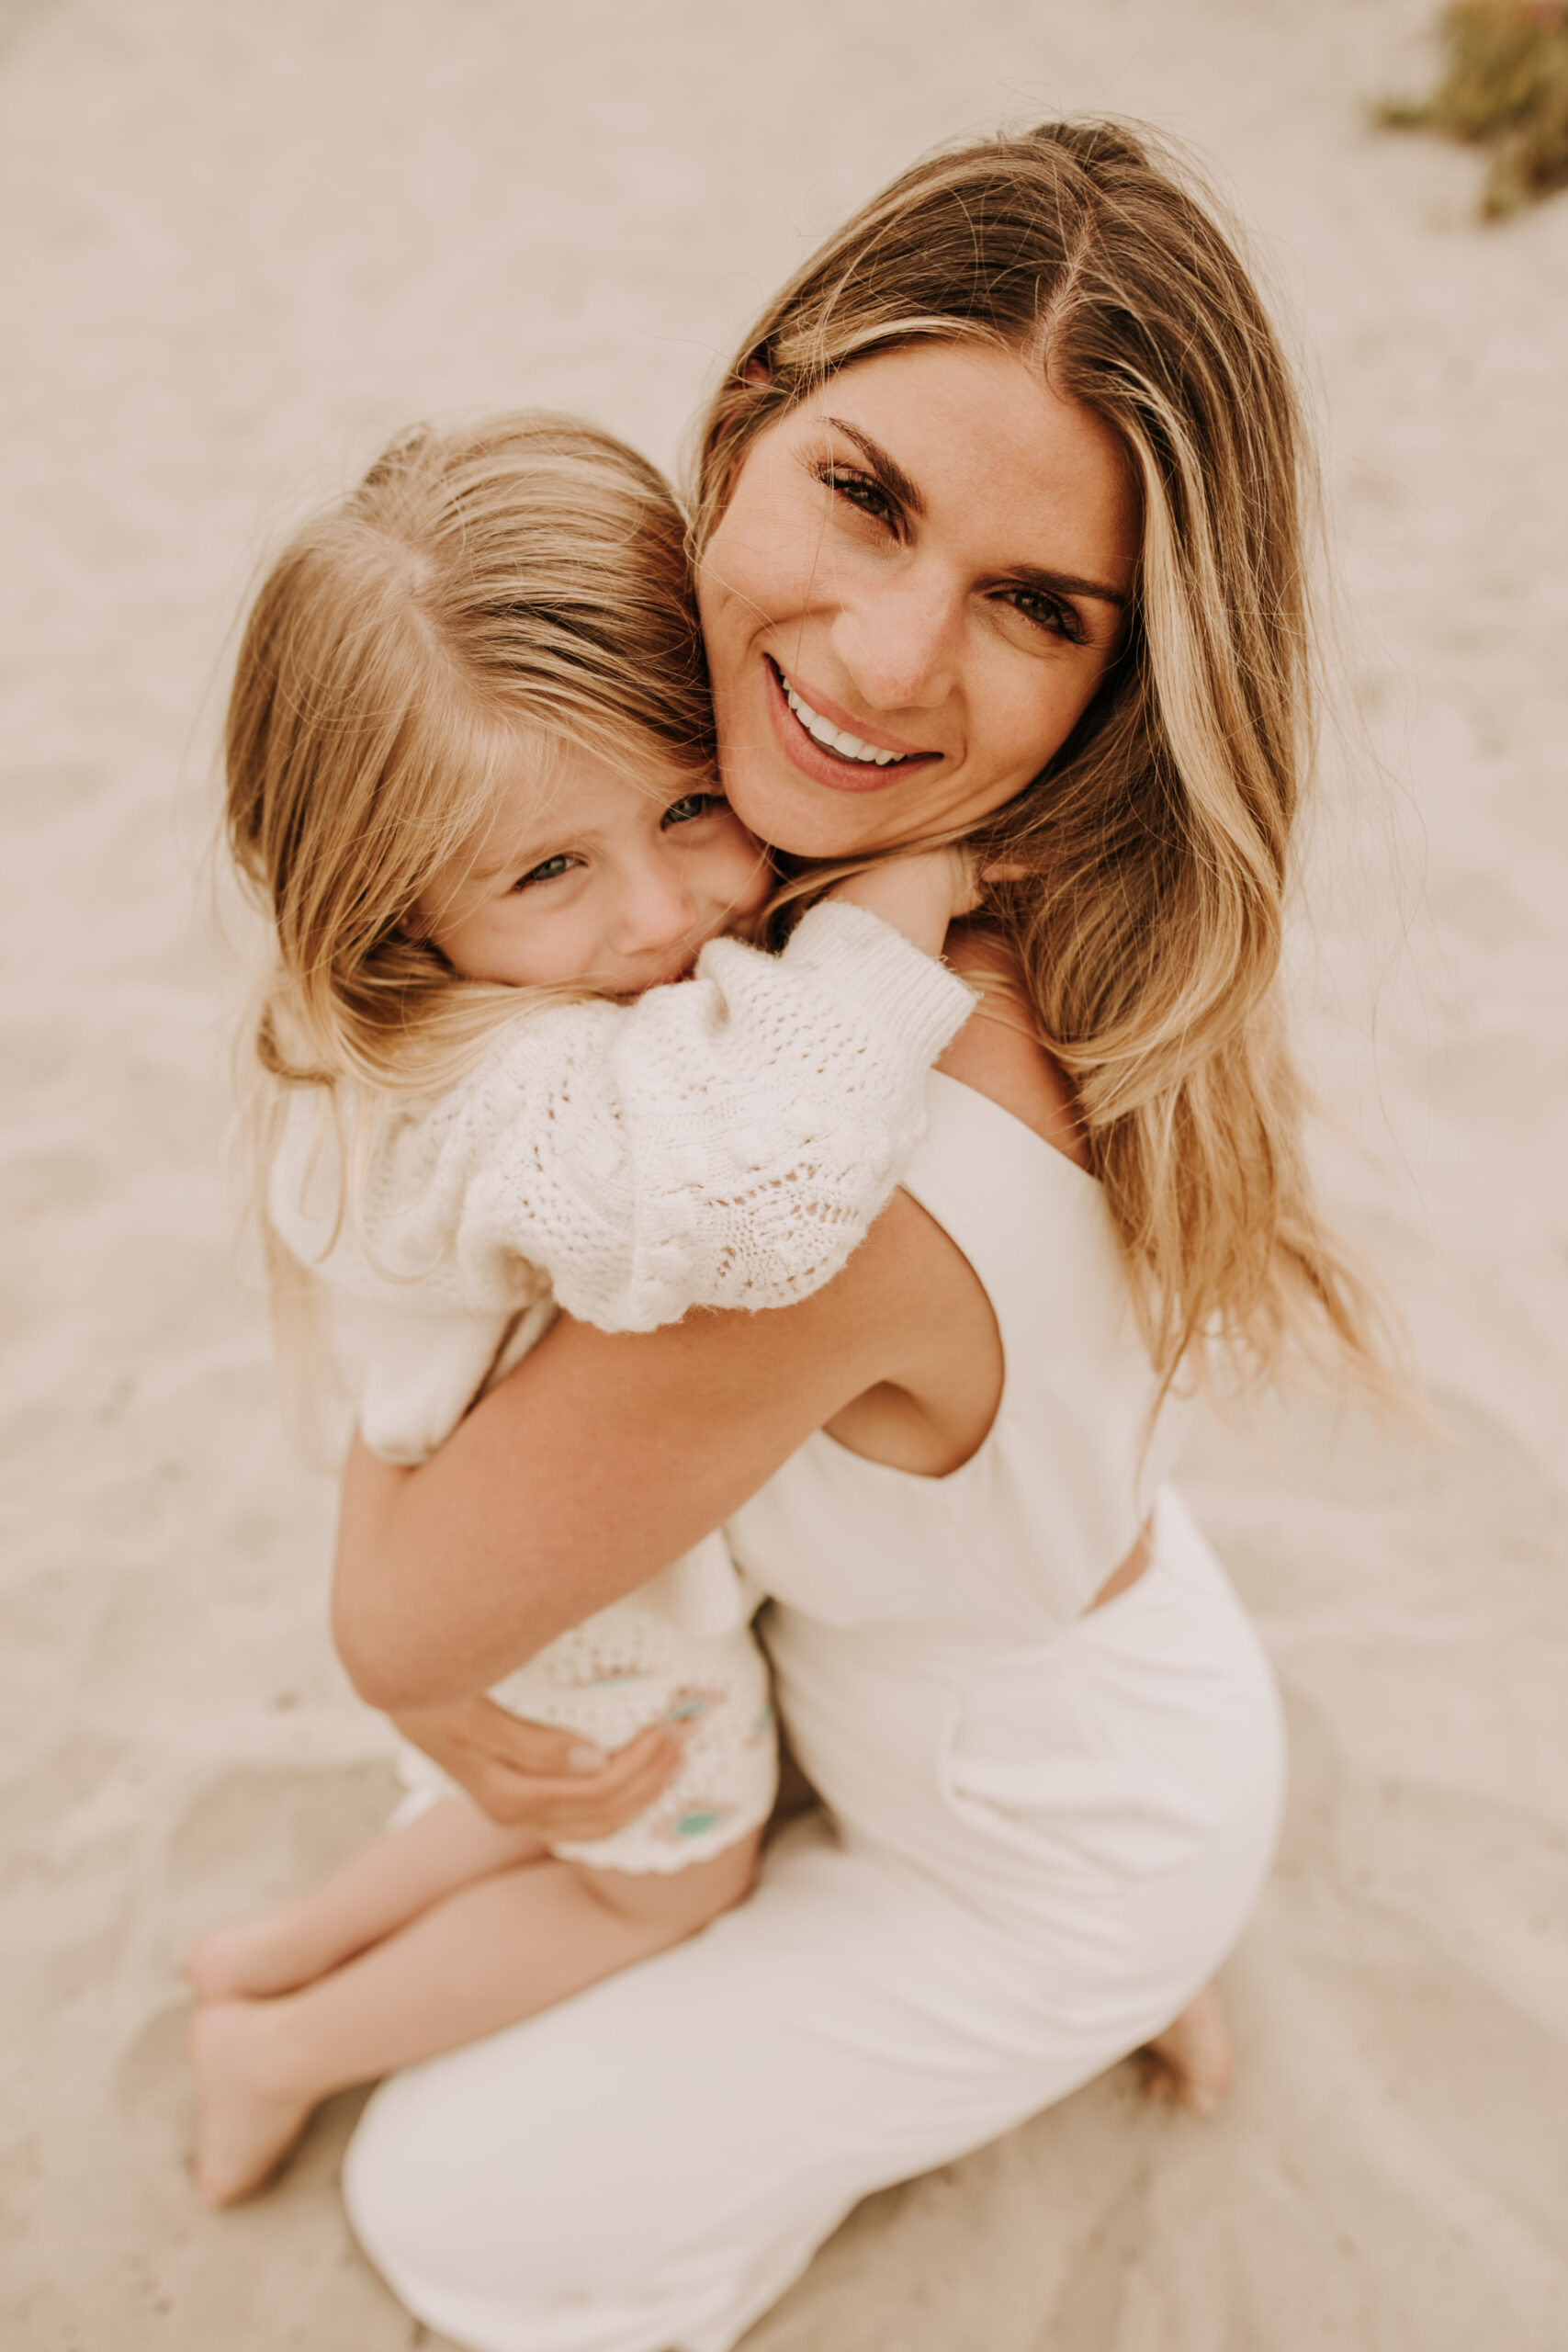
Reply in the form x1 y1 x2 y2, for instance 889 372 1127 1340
384 901 975 1336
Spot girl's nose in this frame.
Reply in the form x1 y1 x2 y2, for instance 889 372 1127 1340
610 849 697 956
829 567 962 713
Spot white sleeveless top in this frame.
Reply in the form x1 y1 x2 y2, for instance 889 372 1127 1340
726 1071 1190 1638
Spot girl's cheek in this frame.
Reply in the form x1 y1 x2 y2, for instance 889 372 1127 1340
720 842 773 913
542 922 594 986
502 910 568 988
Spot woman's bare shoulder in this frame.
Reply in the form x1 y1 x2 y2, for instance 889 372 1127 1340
939 926 1089 1171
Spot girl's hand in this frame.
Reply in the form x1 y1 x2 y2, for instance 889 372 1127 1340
827 845 980 956
389 1693 684 1839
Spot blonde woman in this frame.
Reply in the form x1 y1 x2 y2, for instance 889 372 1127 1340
331 121 1389 2352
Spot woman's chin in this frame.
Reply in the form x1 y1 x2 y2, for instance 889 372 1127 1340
720 760 912 863
739 804 890 863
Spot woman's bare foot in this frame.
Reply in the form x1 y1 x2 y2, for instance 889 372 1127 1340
189 1999 317 2207
186 1908 329 2004
1138 1984 1234 2118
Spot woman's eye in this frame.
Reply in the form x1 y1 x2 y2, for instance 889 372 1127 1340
513 854 577 889
819 463 898 530
662 792 725 829
1004 588 1088 646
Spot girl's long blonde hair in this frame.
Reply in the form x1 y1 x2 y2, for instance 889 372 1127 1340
694 117 1393 1397
226 414 718 1437
227 412 715 1101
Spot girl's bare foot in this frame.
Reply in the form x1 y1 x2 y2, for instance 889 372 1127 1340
186 1909 326 2004
189 1999 317 2207
1138 1983 1234 2118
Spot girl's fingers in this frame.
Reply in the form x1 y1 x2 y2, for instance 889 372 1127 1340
947 847 984 919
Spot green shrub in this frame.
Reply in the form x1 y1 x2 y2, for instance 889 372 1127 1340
1379 1 1568 216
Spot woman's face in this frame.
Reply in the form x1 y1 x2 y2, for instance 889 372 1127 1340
697 341 1138 859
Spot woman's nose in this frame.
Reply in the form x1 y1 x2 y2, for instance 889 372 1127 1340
830 568 962 713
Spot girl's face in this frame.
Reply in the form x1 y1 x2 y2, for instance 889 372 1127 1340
697 341 1138 859
417 742 773 995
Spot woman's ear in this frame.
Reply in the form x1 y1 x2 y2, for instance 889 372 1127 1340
741 354 772 387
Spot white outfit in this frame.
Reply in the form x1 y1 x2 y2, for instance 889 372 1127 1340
272 904 973 1871
343 1073 1287 2348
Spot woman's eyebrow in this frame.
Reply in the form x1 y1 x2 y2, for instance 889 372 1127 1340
820 417 1127 610
1009 562 1128 612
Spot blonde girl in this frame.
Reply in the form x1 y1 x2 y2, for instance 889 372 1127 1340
188 412 978 2204
320 120 1396 2352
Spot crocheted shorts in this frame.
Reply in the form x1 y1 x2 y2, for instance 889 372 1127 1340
396 1598 778 1874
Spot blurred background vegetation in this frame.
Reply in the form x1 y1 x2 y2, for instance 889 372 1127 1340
1381 1 1568 216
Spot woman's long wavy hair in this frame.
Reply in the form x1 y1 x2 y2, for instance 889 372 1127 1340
227 411 715 1102
694 118 1391 1396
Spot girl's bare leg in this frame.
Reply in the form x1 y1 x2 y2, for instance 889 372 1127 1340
187 1796 545 2002
1138 1982 1234 2117
191 1828 761 2207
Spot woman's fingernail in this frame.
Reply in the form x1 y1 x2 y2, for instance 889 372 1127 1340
568 1744 608 1773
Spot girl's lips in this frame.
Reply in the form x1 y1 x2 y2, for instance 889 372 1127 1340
761 657 942 794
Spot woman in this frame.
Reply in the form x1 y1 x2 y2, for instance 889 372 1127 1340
331 120 1385 2351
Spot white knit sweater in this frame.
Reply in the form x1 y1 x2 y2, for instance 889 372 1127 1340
270 901 974 1467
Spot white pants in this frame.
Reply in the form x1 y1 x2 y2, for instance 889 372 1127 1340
344 1492 1285 2352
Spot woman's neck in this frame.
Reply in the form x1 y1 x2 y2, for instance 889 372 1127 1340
940 924 1089 1172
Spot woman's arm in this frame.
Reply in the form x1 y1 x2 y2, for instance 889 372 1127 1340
333 964 1064 1718
333 1182 978 1712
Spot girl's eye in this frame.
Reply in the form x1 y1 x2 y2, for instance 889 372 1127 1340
662 792 725 829
513 853 579 889
818 462 899 531
1003 587 1088 646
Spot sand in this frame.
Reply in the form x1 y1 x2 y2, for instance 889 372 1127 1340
0 1 1563 2345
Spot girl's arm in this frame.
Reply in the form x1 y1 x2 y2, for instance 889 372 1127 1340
306 855 974 1470
333 1182 986 1712
380 876 974 1343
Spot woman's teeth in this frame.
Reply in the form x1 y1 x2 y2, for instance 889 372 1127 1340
779 672 908 766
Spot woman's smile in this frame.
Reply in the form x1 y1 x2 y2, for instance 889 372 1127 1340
762 654 942 793
698 340 1137 858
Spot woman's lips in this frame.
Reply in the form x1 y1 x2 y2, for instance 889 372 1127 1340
761 656 941 794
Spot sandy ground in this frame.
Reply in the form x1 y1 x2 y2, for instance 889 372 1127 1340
1 0 1564 2344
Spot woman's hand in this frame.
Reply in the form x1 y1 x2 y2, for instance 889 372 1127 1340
389 1694 685 1839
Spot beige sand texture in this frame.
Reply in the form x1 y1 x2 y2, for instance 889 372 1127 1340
1 0 1564 2344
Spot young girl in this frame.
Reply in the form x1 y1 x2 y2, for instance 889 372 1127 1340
187 412 977 2207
